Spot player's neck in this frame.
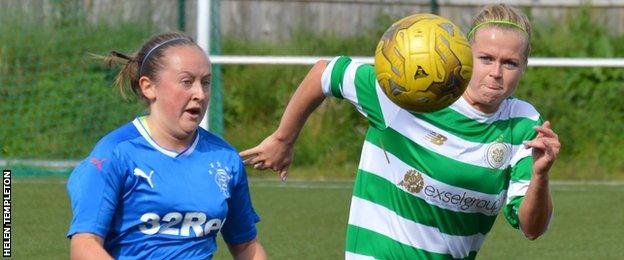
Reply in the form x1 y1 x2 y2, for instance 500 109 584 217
145 115 196 153
462 91 498 114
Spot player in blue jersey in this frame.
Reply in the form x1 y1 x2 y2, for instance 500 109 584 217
241 4 561 258
66 32 266 259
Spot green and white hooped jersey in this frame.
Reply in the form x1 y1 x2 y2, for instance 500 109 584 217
320 56 544 259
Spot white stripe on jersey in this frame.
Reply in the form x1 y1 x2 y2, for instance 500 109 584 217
345 251 376 260
510 145 532 166
320 58 338 97
506 180 530 204
388 109 528 169
450 97 540 124
321 58 368 117
359 141 506 215
348 197 486 259
374 80 401 128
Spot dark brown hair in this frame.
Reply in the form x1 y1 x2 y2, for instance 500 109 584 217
101 31 197 101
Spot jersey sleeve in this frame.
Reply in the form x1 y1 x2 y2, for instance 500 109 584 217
220 160 260 245
66 147 125 239
320 56 400 130
503 112 544 229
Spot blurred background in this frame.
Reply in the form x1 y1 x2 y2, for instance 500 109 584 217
1 0 623 258
1 0 622 180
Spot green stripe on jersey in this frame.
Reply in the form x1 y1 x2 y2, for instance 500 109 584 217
354 170 497 236
330 56 351 99
366 127 509 194
414 108 541 145
353 64 385 129
511 156 533 181
346 225 457 260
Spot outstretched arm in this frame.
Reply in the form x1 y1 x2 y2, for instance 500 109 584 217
518 121 560 240
239 60 329 181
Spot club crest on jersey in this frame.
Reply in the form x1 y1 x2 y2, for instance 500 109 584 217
133 168 155 188
485 139 510 169
425 131 448 145
209 162 232 197
399 169 424 193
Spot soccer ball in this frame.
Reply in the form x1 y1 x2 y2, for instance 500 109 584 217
374 13 472 112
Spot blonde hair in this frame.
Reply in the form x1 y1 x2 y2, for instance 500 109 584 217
468 4 532 62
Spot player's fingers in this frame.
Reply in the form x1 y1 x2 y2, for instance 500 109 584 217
253 161 265 169
542 120 551 129
534 125 557 139
244 154 266 166
239 147 259 159
279 168 288 183
523 139 546 150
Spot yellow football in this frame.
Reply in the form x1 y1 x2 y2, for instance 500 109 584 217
375 13 472 112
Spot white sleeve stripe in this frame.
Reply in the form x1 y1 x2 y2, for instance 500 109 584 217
320 57 338 97
506 180 530 204
510 146 532 167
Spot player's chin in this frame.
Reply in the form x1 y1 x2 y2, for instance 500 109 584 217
180 118 202 133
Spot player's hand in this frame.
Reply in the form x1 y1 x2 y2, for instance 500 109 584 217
239 133 294 182
523 121 560 176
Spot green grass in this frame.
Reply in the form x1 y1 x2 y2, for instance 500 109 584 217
11 177 624 259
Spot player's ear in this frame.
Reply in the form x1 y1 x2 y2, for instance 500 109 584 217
139 76 157 101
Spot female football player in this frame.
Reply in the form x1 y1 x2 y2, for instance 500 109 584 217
240 4 559 259
66 32 266 259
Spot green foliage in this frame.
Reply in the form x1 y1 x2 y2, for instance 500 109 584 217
0 8 153 159
1 7 622 179
515 7 624 179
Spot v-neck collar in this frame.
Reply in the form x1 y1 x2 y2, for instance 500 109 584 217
132 117 199 158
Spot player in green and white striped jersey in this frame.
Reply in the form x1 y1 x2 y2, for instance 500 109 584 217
241 4 560 259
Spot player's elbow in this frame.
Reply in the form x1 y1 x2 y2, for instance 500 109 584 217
522 227 546 241
524 233 541 241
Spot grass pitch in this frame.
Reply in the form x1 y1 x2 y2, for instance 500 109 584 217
11 177 624 259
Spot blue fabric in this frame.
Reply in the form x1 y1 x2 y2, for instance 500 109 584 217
67 118 259 259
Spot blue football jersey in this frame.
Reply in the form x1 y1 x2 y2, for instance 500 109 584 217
67 118 259 259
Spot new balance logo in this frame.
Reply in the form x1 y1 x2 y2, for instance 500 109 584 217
425 131 448 145
133 168 154 188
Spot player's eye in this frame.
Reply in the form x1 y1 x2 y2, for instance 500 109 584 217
201 77 212 89
181 78 193 87
201 81 211 89
478 56 493 64
503 60 519 69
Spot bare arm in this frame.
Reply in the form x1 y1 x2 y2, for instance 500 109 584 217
70 233 113 260
227 238 267 260
239 60 329 180
518 121 560 240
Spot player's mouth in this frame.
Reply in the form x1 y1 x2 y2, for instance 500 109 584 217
185 107 202 119
482 83 503 90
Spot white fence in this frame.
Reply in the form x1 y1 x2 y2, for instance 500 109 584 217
210 55 624 67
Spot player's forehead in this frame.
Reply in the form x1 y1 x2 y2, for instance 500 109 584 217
159 45 211 76
472 27 527 58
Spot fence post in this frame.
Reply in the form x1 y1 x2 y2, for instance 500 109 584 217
178 0 185 31
209 0 224 136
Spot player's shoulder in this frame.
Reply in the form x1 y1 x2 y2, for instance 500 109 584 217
90 121 141 156
196 128 238 154
329 55 372 70
504 96 541 121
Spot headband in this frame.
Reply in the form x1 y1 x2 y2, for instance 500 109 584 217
139 37 187 76
467 20 528 39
